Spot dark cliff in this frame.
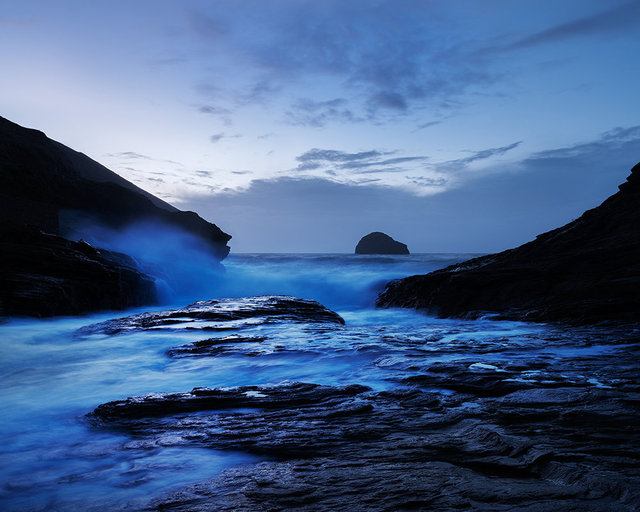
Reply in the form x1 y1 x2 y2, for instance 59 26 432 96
377 163 640 324
0 116 231 317
0 116 231 259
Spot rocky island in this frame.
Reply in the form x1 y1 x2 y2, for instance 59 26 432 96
355 231 409 254
377 163 640 325
0 116 231 317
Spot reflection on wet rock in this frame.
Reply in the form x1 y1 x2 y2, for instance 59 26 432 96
76 295 345 337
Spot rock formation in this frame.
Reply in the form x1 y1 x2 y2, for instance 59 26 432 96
355 232 409 255
0 115 231 317
0 116 231 259
84 298 640 511
377 163 640 324
0 223 156 317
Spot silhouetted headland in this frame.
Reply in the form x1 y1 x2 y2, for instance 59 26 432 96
377 162 640 325
0 116 231 317
355 231 410 255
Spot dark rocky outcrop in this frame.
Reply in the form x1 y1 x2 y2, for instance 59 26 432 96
76 295 345 337
0 223 156 317
0 115 233 317
355 232 409 255
377 163 640 324
0 115 231 259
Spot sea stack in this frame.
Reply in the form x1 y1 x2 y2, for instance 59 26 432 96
355 232 409 255
377 162 640 325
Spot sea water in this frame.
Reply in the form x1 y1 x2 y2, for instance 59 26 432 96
0 253 616 511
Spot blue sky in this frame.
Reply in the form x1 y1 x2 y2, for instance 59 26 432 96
1 0 639 252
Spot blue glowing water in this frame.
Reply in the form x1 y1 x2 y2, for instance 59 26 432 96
0 253 616 510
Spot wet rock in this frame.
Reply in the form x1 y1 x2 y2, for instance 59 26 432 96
91 382 371 422
167 335 268 357
402 360 590 397
76 295 345 337
91 375 640 511
0 223 156 317
355 232 409 255
377 163 640 325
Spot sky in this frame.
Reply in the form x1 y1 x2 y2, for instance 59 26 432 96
1 0 639 252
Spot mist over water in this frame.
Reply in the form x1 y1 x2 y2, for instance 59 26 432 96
61 217 478 307
61 220 229 303
217 253 478 309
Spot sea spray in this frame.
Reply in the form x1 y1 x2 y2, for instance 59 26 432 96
215 253 480 310
60 220 228 303
58 216 481 309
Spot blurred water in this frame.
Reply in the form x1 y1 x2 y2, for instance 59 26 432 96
0 252 616 510
202 253 480 309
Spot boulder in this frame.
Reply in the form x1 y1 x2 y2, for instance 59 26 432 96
355 232 409 255
377 163 640 324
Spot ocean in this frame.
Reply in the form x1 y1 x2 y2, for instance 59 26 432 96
0 253 633 510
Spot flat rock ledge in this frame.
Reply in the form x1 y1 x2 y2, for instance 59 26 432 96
89 374 640 511
75 295 345 337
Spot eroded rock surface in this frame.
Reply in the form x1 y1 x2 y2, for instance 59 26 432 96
76 295 345 337
87 314 640 511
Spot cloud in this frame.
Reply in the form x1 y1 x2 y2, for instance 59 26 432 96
504 1 640 51
188 11 228 40
285 98 359 127
367 91 408 112
406 176 448 187
290 141 525 195
436 141 523 172
188 2 499 122
210 132 242 144
197 104 232 116
297 148 391 166
109 151 151 160
295 148 418 172
525 125 640 164
416 120 445 131
149 57 188 67
179 125 640 253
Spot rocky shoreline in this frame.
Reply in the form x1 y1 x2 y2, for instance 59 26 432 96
377 163 640 325
82 296 640 511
